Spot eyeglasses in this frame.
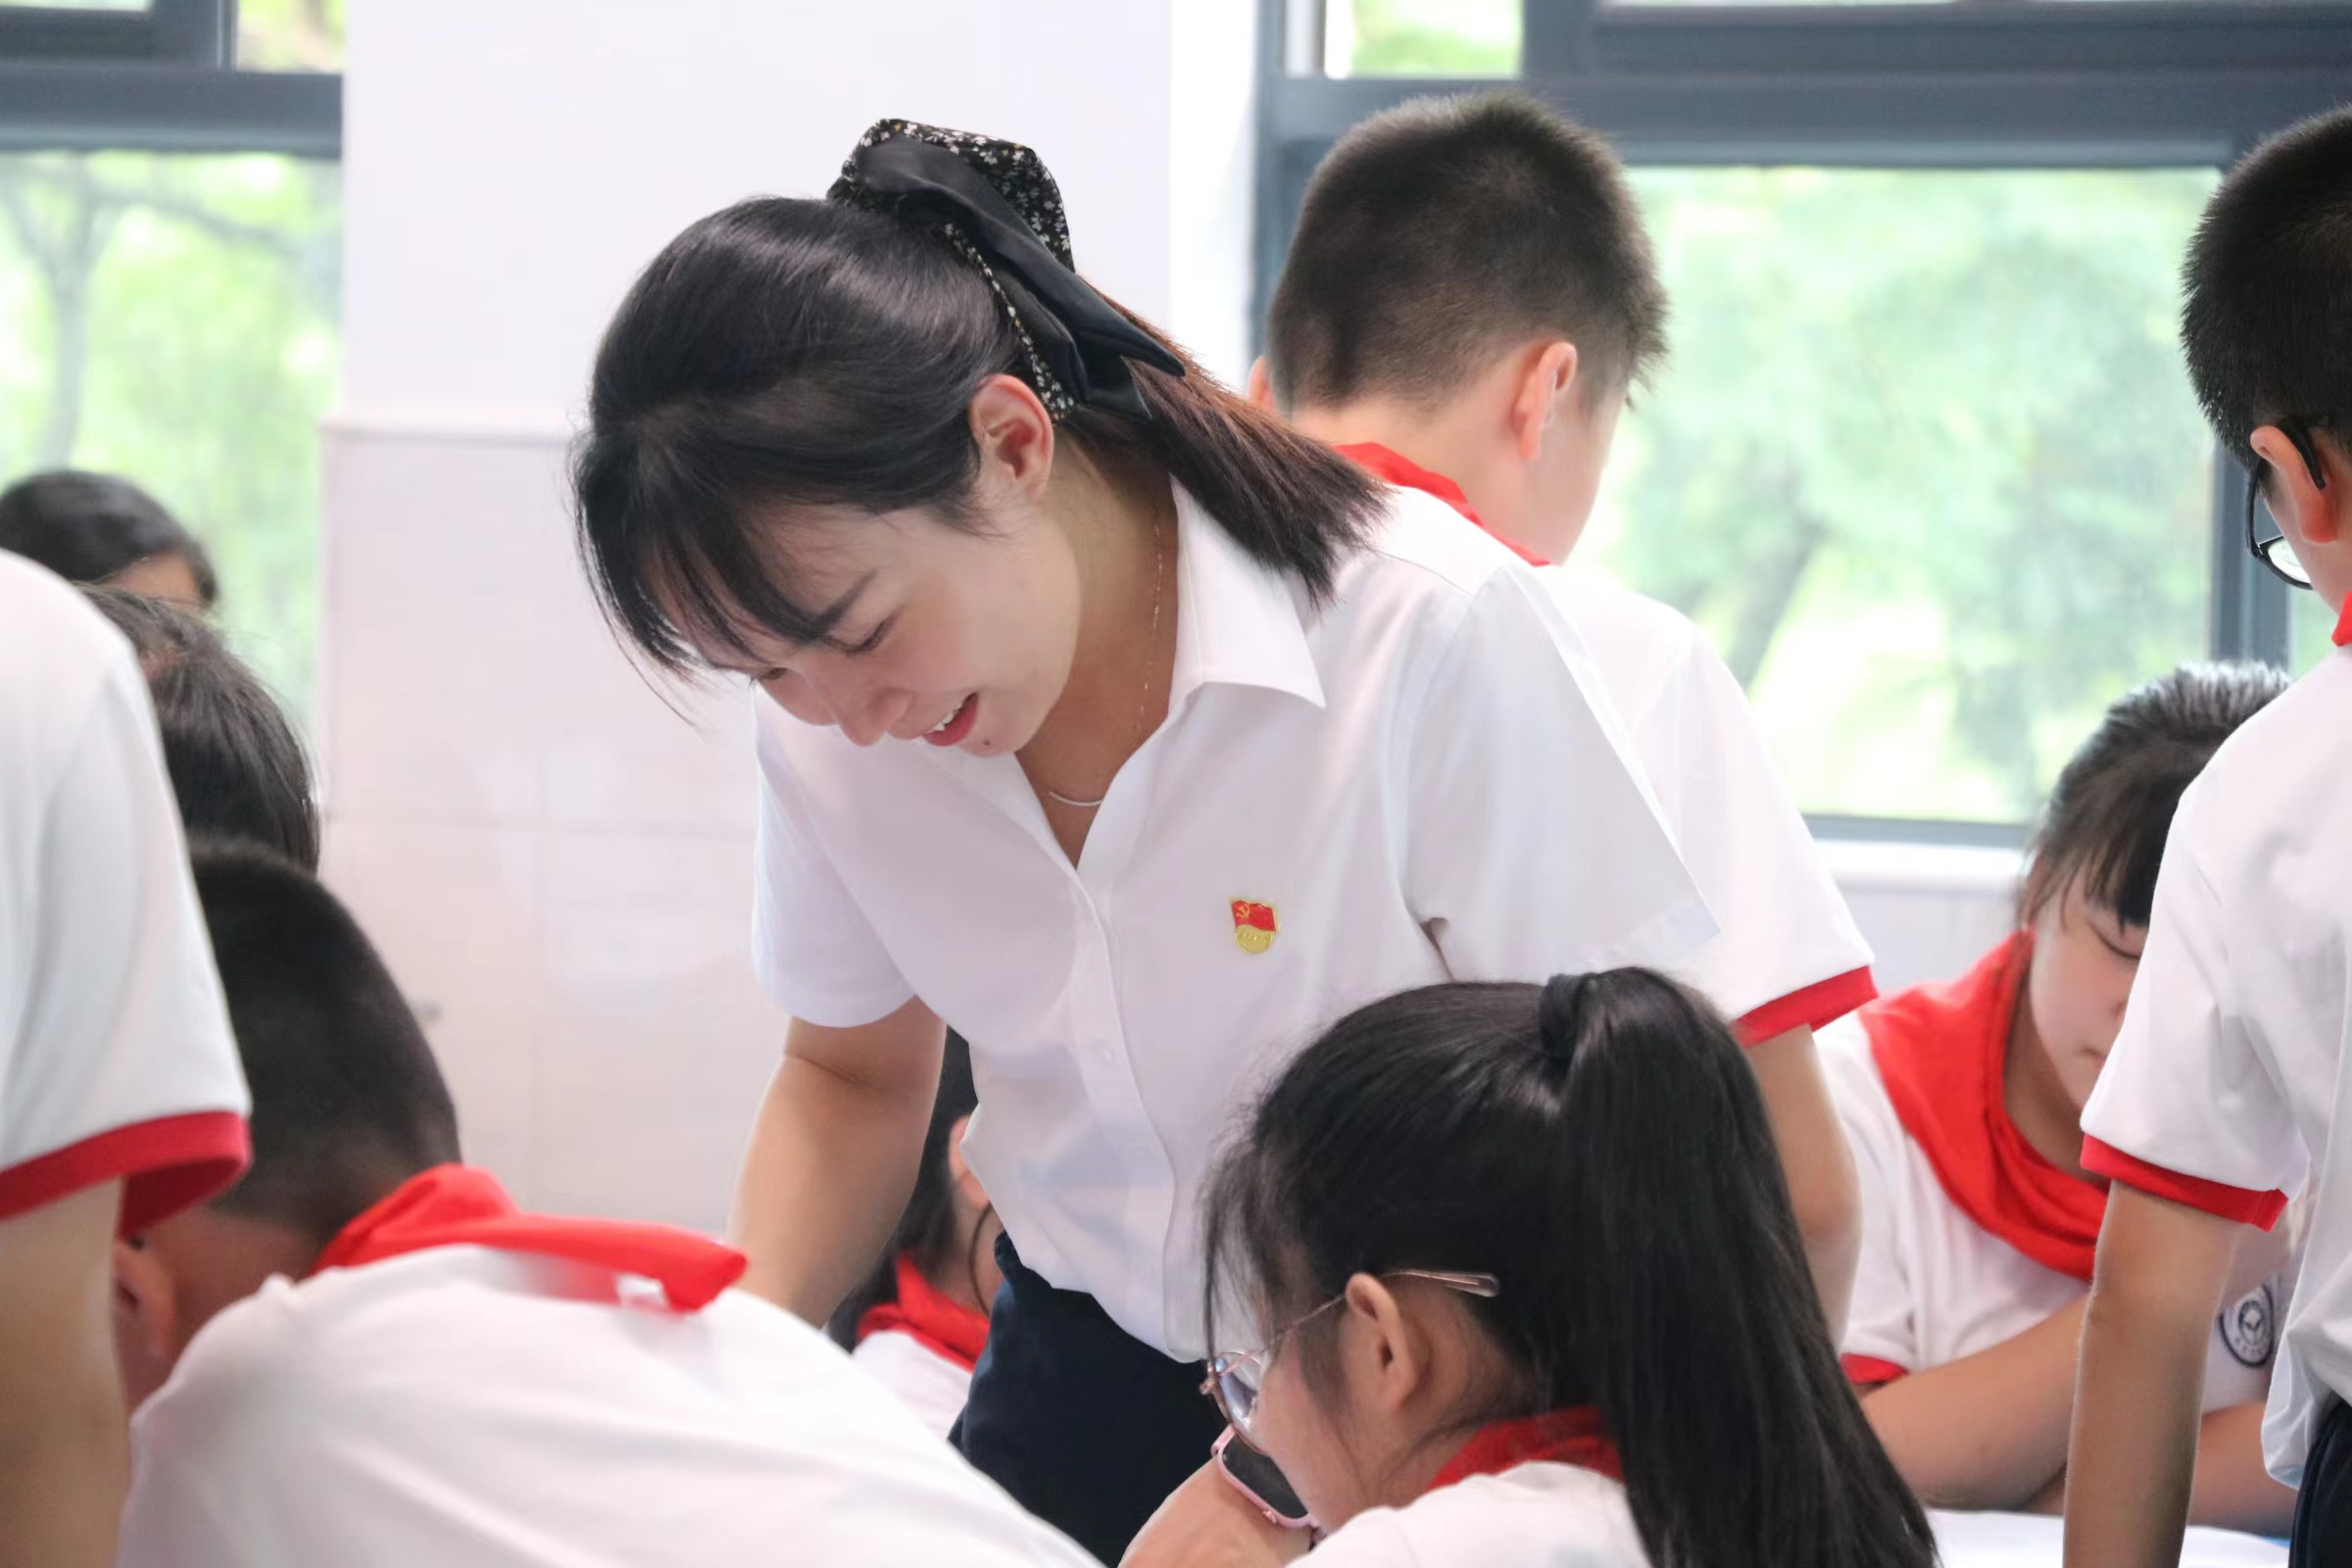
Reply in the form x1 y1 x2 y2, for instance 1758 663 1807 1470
2244 419 2328 591
1200 1269 1500 1440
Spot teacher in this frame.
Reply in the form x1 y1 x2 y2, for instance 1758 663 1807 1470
571 121 1711 1563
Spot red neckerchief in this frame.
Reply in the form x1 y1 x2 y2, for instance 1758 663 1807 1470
1862 933 2106 1281
2334 595 2352 648
1335 442 1551 566
310 1164 747 1311
1429 1407 1622 1492
857 1252 992 1371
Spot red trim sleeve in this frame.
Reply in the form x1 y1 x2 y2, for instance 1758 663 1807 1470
1736 967 1880 1047
0 1111 250 1235
1841 1353 1908 1387
2080 1136 2287 1231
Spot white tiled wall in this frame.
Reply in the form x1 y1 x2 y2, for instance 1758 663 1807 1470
317 428 777 1231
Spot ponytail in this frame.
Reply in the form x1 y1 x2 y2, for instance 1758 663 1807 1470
1201 974 1934 1568
573 124 1385 679
1062 319 1380 603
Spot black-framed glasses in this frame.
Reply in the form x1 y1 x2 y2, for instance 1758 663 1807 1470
1200 1269 1500 1440
2244 418 2328 591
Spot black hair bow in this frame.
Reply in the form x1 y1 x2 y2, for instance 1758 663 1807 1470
830 120 1184 421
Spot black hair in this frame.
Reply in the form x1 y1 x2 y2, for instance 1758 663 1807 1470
0 469 219 606
2181 106 2352 473
1203 971 1935 1568
81 587 319 871
572 193 1384 676
1266 91 1666 415
2021 661 2288 927
190 844 461 1252
827 1031 988 1349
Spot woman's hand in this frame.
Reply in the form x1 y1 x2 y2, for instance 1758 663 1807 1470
1121 1459 1309 1568
729 999 947 1321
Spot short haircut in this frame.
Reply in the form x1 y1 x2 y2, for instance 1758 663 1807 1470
191 845 461 1250
82 588 319 871
1266 91 1666 414
0 469 218 605
2181 106 2352 471
2024 662 2289 927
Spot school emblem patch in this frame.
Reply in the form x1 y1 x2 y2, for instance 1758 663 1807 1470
1232 900 1278 956
2220 1282 2277 1368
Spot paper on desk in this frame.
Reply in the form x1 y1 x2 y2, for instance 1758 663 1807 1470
1932 1510 2286 1567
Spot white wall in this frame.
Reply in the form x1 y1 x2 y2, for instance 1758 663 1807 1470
323 0 2008 1234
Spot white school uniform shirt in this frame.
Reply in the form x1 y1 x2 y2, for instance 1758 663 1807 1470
117 1246 1098 1568
1304 1464 1648 1568
853 1328 973 1440
1823 1015 2287 1406
1547 572 1875 1035
754 483 1713 1358
0 554 247 1233
2080 610 2352 1484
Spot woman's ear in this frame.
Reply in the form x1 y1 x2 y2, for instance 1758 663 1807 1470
1340 1272 1430 1418
968 374 1058 503
1507 341 1579 465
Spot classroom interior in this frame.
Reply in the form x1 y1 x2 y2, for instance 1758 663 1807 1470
6 3 2350 1561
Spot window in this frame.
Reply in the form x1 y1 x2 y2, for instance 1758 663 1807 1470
0 0 340 718
1258 0 2352 836
1327 0 1519 75
1592 167 2214 824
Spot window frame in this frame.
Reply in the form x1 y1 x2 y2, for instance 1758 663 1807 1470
1256 0 2352 840
0 0 339 155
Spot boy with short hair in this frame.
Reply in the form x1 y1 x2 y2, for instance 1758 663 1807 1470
114 846 1095 1568
2064 106 2352 1567
1256 90 1873 1319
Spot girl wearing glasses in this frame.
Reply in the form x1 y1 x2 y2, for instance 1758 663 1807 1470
1154 969 1930 1567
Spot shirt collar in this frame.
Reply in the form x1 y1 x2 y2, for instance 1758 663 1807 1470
309 1164 747 1312
1332 442 1550 567
1168 482 1325 710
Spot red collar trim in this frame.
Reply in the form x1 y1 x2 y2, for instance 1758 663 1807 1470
1334 442 1550 566
856 1252 992 1371
2334 596 2352 648
1861 933 2105 1281
310 1164 747 1311
1429 1407 1622 1492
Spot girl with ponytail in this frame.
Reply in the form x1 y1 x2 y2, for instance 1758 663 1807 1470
572 119 1709 1561
1171 970 1935 1568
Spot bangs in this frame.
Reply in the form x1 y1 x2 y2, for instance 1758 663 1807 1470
2065 785 2177 930
573 415 871 677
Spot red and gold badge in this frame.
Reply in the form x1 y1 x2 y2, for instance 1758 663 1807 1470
1231 900 1278 956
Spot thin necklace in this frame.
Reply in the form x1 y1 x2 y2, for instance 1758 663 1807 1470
1044 519 1167 812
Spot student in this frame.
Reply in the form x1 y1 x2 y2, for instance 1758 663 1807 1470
82 587 319 870
1254 90 1872 1320
570 118 1712 1561
113 846 1098 1568
1125 970 1935 1567
0 555 249 1567
829 1030 1002 1439
1823 663 2291 1530
0 469 219 610
2063 107 2352 1567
